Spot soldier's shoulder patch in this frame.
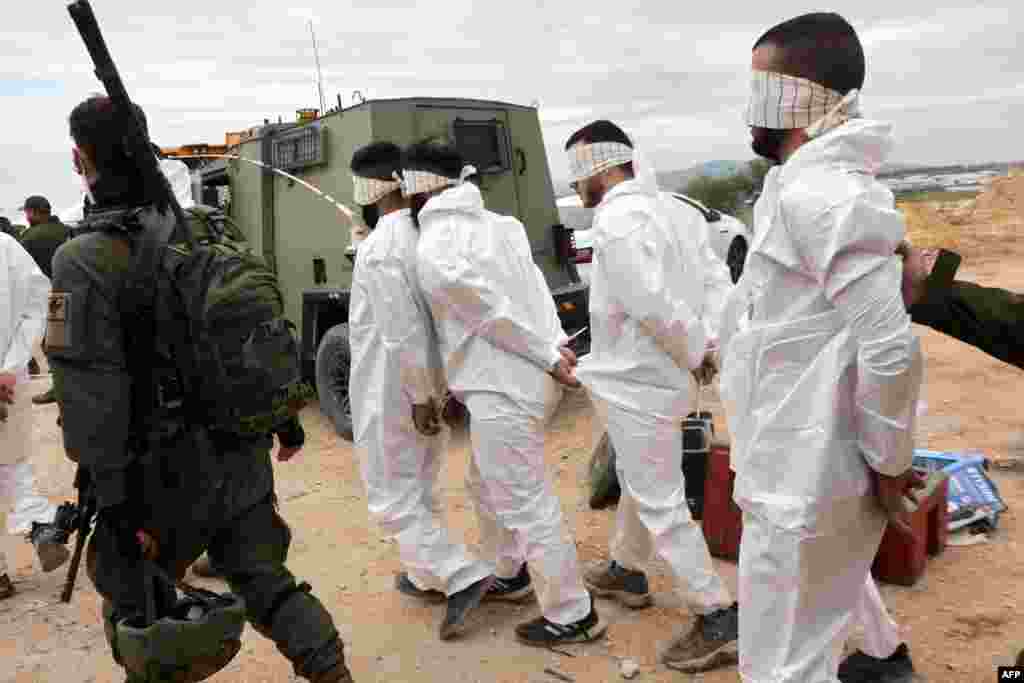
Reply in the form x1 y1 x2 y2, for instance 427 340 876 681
45 292 72 352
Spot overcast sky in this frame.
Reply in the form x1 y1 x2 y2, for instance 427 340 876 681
1 1 1020 219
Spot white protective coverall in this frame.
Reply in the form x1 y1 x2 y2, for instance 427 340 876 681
660 194 735 349
718 118 922 682
58 158 196 224
415 181 592 626
574 163 733 616
0 233 54 577
348 207 493 596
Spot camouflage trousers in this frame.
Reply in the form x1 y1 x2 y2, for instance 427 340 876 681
88 492 346 682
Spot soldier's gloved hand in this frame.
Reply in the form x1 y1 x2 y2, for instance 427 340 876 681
412 397 442 436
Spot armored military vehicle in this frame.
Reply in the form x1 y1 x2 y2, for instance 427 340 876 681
191 98 590 439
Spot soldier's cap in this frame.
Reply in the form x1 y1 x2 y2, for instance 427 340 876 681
20 196 51 212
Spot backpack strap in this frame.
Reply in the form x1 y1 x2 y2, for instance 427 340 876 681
120 209 179 443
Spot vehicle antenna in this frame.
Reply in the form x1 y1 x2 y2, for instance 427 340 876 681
309 20 326 117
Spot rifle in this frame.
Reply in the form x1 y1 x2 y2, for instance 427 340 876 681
61 467 96 603
66 0 195 249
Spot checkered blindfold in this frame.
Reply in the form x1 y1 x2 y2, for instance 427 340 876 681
745 70 861 137
400 165 477 197
351 174 402 206
567 142 634 183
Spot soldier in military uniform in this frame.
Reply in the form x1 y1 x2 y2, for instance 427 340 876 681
18 195 68 402
46 95 354 682
900 242 1023 369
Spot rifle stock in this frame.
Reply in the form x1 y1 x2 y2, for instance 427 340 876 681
61 470 95 603
66 0 195 248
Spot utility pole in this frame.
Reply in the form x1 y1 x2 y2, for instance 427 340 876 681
309 20 326 117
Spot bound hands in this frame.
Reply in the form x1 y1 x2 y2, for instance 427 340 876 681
874 468 928 536
693 342 719 386
549 345 580 388
412 397 442 436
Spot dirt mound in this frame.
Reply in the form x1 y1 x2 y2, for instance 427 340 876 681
901 201 965 249
899 170 1024 256
973 170 1024 213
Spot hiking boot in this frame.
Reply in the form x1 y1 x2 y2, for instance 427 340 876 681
395 572 446 603
439 575 495 640
191 554 224 579
514 594 607 646
484 563 534 603
0 574 14 600
28 357 40 376
661 602 739 673
838 643 916 683
584 560 652 608
32 387 56 405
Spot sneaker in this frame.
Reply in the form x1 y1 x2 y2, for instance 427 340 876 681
484 563 534 603
838 643 916 683
584 560 652 608
514 595 607 646
395 572 446 603
439 575 495 640
26 519 72 573
32 387 56 405
0 574 14 600
661 602 739 673
191 554 224 579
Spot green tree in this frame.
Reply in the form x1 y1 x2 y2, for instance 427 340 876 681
682 174 752 215
747 158 772 192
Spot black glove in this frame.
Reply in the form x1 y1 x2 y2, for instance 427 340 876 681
97 501 146 561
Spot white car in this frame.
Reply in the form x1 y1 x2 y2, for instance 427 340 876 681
558 193 751 285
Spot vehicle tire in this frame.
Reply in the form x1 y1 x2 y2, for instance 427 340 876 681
315 323 354 441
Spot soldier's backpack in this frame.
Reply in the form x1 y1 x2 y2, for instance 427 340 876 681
90 203 314 439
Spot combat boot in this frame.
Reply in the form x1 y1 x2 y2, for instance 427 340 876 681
308 663 355 683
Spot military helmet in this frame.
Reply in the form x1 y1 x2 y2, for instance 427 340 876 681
113 578 246 683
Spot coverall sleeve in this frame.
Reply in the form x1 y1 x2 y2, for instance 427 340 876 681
785 191 922 477
362 257 438 405
46 235 135 510
425 243 563 373
701 233 734 348
2 238 49 374
911 279 1024 371
601 212 707 371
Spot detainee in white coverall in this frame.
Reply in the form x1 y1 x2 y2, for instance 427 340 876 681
346 141 495 641
564 121 738 675
0 232 58 597
407 140 605 648
718 13 922 682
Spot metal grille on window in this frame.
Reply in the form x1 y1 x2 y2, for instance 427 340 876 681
273 124 326 171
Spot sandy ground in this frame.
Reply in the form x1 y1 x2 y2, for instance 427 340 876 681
3 186 1024 682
